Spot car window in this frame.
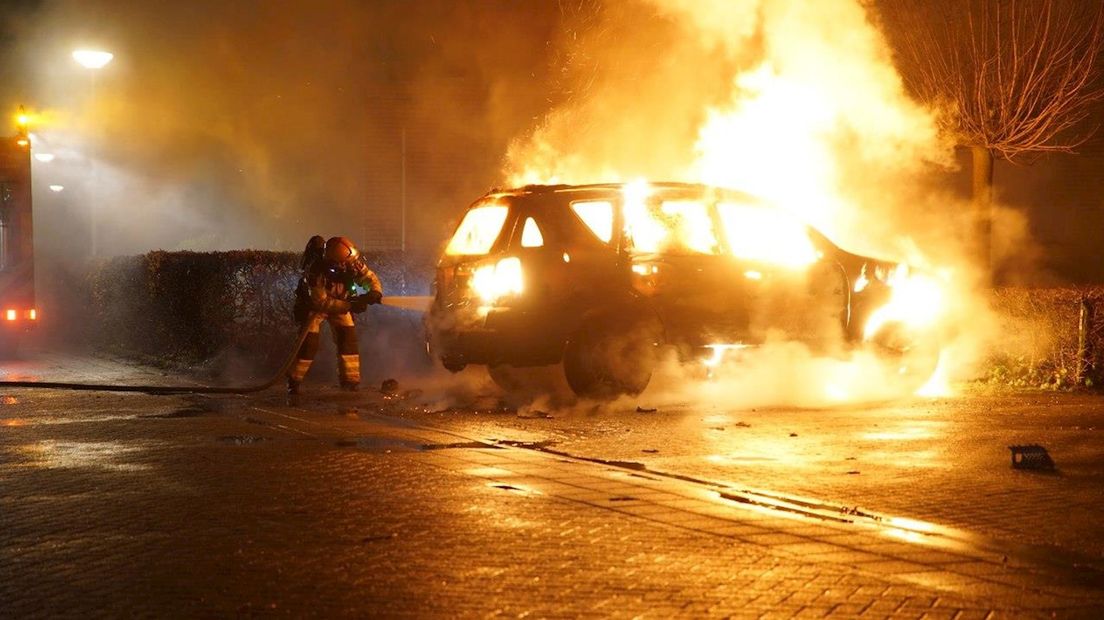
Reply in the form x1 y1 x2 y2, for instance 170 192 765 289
626 199 720 255
520 217 544 248
717 201 818 267
570 200 614 243
445 202 509 256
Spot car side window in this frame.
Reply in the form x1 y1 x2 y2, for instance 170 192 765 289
520 217 544 248
625 199 719 255
570 200 614 244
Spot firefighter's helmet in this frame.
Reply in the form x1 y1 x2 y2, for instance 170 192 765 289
324 236 360 264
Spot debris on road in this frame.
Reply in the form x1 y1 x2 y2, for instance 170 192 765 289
1009 444 1056 471
380 378 399 395
636 406 658 413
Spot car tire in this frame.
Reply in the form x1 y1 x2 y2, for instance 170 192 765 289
488 364 571 398
866 321 940 390
442 359 467 373
562 313 661 400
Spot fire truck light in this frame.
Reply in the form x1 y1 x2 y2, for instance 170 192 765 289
16 138 28 147
5 309 16 321
27 309 36 320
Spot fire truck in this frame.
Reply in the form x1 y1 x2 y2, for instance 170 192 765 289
0 113 37 353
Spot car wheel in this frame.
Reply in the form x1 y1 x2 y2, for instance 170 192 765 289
563 313 661 400
866 321 940 390
442 359 467 373
488 364 571 398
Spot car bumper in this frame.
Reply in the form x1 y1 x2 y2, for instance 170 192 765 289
432 305 566 367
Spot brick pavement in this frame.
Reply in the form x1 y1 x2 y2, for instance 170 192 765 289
390 384 1104 563
2 355 1104 616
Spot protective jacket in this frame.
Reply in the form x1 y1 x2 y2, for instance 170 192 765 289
303 258 383 315
288 236 383 391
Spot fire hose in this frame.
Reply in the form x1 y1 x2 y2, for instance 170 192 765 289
0 296 433 395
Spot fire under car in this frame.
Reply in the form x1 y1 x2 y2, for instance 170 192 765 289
427 182 943 399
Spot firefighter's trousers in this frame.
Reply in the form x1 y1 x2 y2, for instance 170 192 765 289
288 312 360 385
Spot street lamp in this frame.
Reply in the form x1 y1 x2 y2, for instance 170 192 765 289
73 48 112 257
33 153 55 163
72 50 113 69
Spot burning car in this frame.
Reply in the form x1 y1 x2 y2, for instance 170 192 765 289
428 181 942 399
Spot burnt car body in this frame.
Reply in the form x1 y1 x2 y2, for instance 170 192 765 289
428 182 936 398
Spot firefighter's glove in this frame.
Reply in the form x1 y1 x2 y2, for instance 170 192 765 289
350 297 370 314
365 290 383 305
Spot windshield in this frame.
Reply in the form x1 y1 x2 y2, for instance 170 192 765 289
445 202 510 256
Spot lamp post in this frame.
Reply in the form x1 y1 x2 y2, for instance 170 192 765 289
72 49 113 257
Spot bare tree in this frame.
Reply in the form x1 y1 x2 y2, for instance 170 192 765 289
878 0 1104 274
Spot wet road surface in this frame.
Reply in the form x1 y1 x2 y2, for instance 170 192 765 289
2 354 1104 617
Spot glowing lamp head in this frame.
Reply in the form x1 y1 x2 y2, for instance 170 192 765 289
72 49 114 69
48 185 64 192
15 105 31 130
5 309 15 321
34 153 55 163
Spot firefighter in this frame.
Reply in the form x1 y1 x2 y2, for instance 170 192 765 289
287 235 383 399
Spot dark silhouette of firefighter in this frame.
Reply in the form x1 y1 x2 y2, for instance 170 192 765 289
288 235 383 398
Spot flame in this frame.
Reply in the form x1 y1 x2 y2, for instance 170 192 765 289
620 179 817 266
915 350 952 398
498 0 974 402
622 179 667 252
717 201 818 267
863 265 947 341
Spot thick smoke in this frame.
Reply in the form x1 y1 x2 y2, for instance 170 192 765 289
11 0 560 257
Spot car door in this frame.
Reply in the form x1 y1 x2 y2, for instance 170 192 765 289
716 201 847 347
623 194 754 348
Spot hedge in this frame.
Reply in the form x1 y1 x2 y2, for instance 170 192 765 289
86 250 434 380
986 287 1104 389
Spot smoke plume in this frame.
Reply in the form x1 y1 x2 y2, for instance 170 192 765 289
9 0 561 257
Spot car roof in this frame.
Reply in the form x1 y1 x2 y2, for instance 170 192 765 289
481 182 762 204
